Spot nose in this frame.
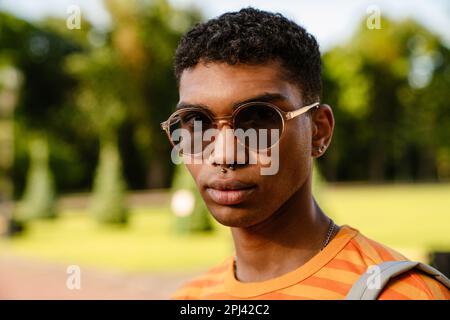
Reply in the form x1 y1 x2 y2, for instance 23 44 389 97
209 123 237 166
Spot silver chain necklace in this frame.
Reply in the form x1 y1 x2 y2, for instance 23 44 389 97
233 219 337 277
320 219 336 251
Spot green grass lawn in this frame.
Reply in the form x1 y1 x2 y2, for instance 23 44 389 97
0 207 233 273
1 183 449 273
323 183 450 253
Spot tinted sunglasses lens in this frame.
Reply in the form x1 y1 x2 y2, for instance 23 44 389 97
234 104 283 149
168 110 213 154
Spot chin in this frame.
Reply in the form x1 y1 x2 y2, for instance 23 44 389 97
209 205 264 228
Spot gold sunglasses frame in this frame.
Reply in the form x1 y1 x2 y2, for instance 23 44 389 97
160 101 320 155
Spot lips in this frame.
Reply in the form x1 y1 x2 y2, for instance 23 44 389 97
205 179 256 205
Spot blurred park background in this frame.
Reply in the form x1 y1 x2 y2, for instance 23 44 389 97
0 0 449 299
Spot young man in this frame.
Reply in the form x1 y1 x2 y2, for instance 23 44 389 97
163 8 449 299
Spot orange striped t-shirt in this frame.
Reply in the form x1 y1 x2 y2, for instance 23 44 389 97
172 225 450 300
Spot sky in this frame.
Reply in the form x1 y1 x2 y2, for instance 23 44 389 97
1 0 449 51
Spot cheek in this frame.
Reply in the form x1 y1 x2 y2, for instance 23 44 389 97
277 119 312 186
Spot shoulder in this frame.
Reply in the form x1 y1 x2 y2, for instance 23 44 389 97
378 269 450 300
332 225 409 272
345 226 409 264
339 226 449 300
171 257 232 300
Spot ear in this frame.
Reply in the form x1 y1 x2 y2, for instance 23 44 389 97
310 104 334 158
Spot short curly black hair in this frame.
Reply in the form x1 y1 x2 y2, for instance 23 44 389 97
174 7 322 104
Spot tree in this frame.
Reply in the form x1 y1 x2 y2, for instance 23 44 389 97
17 134 56 221
104 0 202 189
0 12 80 223
0 62 21 235
320 17 450 182
66 47 130 224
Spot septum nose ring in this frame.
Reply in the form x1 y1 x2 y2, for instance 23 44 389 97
220 164 235 173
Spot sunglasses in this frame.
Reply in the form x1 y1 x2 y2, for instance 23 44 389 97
160 101 320 155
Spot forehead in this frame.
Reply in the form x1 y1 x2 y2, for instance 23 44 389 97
178 61 302 112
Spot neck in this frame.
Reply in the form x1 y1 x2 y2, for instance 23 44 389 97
230 175 333 282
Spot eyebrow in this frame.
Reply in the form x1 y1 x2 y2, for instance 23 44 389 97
175 92 289 112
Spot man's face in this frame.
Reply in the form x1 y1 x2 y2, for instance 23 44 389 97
178 61 315 228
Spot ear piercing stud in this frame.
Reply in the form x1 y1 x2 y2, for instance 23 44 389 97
316 145 326 154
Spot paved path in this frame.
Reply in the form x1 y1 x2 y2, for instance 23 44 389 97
0 254 198 299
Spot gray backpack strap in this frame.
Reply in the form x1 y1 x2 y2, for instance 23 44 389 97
345 260 450 300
